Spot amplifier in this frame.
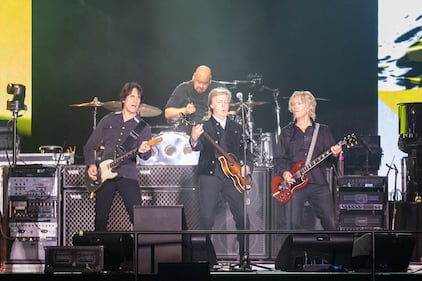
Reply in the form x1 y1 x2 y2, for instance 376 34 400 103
338 189 385 210
338 176 387 188
44 245 104 273
338 211 385 231
8 166 59 197
62 165 198 188
9 222 57 239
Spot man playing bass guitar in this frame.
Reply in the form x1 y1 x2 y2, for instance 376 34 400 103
272 90 342 230
190 87 254 264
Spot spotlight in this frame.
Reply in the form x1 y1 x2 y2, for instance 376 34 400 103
6 83 27 111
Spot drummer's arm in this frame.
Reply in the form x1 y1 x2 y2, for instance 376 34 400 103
165 104 196 119
165 107 187 119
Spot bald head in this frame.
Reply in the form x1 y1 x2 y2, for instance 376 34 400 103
192 65 212 93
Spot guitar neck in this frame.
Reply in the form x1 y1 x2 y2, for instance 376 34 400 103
299 140 346 175
202 131 232 159
110 147 139 169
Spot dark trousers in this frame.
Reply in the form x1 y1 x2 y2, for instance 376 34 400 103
94 177 141 231
198 173 246 258
287 183 336 230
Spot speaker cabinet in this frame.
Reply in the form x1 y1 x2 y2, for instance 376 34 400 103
211 167 270 260
62 190 132 246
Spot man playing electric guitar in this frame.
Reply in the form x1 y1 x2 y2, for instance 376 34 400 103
190 87 254 265
83 82 152 231
272 90 342 230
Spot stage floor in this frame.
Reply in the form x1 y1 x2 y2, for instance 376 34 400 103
1 261 422 281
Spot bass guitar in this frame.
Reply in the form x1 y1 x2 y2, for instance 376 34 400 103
85 137 163 195
181 117 252 193
271 134 357 204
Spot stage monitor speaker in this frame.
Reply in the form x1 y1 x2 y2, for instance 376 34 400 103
351 233 416 272
134 205 183 274
44 246 104 273
275 233 354 271
211 167 270 260
72 232 133 272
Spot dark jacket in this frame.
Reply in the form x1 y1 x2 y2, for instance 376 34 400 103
192 116 254 176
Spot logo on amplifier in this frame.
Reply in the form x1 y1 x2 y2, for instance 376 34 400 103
70 194 82 199
67 169 83 175
139 170 152 175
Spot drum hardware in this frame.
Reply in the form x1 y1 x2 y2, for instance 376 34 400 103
39 145 63 153
69 97 103 130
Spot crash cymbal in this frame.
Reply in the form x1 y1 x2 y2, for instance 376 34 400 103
230 101 268 107
103 101 162 117
279 96 330 101
70 97 104 107
102 101 121 111
139 103 162 117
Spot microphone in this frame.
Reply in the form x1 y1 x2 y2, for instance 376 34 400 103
236 92 243 103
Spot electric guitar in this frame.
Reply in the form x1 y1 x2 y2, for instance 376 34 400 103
271 134 357 204
85 137 163 195
181 117 252 193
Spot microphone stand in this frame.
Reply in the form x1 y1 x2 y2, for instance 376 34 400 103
391 164 399 230
233 100 270 272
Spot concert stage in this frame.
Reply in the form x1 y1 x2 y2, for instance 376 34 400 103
1 264 422 281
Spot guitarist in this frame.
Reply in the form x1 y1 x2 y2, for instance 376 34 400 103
83 81 152 231
273 90 342 230
190 87 254 265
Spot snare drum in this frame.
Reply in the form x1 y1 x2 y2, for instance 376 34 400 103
138 131 199 165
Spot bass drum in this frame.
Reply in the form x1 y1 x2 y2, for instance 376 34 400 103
138 131 199 165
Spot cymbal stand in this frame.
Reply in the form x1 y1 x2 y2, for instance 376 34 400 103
246 93 255 153
272 89 281 143
92 97 99 130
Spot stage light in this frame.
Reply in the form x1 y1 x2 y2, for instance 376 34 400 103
6 83 27 111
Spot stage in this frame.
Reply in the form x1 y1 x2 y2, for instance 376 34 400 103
1 262 422 281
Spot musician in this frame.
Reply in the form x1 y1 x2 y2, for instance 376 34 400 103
273 90 341 230
190 87 254 262
83 81 152 231
165 65 225 131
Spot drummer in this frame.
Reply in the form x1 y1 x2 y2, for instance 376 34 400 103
164 65 225 132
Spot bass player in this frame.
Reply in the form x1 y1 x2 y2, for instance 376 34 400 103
272 90 342 230
190 87 254 265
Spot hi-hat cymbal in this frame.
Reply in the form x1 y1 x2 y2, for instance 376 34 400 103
230 101 268 107
70 98 104 107
102 101 162 117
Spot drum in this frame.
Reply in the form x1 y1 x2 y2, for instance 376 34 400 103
138 131 199 165
258 132 274 167
398 102 422 152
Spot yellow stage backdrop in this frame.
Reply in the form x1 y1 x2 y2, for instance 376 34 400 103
0 0 32 135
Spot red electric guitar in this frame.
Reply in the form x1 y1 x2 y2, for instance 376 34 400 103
271 134 357 204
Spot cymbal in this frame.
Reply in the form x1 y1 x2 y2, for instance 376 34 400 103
230 101 268 107
70 98 104 107
102 101 162 117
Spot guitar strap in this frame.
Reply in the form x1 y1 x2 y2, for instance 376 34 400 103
116 119 146 157
305 123 320 166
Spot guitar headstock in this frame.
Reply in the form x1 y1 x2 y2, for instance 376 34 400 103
342 133 358 148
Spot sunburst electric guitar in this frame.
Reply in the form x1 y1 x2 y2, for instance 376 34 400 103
181 117 252 193
271 134 357 204
85 137 163 195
